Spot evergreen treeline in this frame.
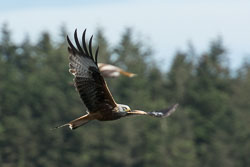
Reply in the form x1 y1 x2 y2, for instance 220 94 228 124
0 24 249 167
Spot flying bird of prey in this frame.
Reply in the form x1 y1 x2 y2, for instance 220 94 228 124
55 29 178 130
98 63 136 78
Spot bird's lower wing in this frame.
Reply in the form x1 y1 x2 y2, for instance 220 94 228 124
129 103 179 118
148 103 179 117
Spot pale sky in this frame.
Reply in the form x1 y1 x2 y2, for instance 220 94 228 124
1 0 250 70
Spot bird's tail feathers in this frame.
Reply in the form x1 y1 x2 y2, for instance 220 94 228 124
119 70 137 78
52 123 70 130
52 114 91 130
68 118 90 130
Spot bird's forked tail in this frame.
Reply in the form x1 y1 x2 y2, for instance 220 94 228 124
52 114 91 130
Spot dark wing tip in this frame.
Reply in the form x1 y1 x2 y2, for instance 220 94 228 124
67 46 72 53
161 103 179 117
66 35 71 45
67 29 99 65
95 46 99 65
67 35 78 54
82 29 90 57
150 103 179 118
74 29 85 54
88 35 94 60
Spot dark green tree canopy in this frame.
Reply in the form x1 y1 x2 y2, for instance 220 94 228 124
0 24 249 167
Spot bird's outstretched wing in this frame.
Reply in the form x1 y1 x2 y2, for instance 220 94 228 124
67 29 117 113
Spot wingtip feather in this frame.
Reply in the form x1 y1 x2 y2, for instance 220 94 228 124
82 29 90 57
163 103 179 117
95 46 99 65
88 35 94 60
74 29 84 54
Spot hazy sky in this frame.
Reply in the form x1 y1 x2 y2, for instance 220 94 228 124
1 0 250 70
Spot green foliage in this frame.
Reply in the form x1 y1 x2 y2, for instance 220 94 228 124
0 24 249 167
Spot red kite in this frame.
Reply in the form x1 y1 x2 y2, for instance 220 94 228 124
55 29 178 130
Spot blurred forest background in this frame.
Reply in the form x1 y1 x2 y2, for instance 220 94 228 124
0 23 250 167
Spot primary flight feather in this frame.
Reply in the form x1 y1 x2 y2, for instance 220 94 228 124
55 29 178 130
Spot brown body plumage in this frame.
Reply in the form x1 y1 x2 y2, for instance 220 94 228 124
55 29 178 130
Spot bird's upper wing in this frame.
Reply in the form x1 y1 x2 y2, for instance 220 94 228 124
67 29 117 113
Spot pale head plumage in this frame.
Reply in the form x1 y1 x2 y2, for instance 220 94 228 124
117 104 131 112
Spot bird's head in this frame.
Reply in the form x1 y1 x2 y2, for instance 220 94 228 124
118 104 131 113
